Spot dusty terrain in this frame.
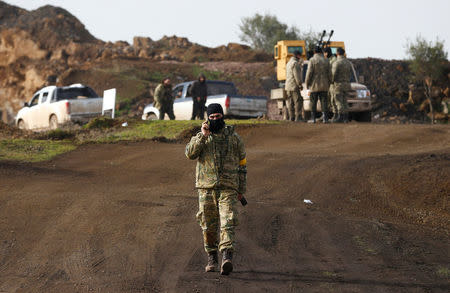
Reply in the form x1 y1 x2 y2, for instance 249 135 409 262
0 123 449 292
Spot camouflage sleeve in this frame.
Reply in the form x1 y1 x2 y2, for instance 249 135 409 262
305 61 313 89
154 85 162 104
236 134 247 194
331 62 337 84
293 61 303 86
185 132 207 160
326 62 331 84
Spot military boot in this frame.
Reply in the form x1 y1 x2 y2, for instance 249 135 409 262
307 111 316 123
332 113 342 123
317 113 324 122
220 249 233 275
331 112 337 122
322 112 329 123
205 251 218 272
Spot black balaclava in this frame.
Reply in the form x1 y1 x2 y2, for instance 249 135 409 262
207 103 225 133
199 74 206 84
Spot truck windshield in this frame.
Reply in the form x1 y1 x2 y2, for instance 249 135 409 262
288 46 303 54
207 82 238 96
55 87 99 100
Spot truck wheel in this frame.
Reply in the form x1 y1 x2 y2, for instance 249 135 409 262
147 113 158 120
17 119 25 130
49 115 58 129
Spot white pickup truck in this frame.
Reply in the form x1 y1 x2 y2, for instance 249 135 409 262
16 84 103 130
142 80 267 120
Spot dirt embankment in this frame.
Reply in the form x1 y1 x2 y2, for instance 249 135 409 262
0 124 449 292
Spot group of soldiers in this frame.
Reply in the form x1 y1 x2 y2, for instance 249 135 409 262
285 46 353 123
153 74 208 120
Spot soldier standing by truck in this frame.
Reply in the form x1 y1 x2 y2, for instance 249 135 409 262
190 74 208 120
284 50 304 121
185 103 247 275
154 78 175 120
305 47 330 123
324 47 337 122
331 48 352 123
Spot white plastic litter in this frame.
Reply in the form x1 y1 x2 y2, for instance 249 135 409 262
122 122 128 127
303 199 313 204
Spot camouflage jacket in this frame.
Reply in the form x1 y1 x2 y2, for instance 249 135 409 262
285 56 303 92
305 53 330 92
331 56 353 93
154 84 173 110
185 125 247 194
328 56 337 91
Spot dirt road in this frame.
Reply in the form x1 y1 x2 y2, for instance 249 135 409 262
1 124 449 292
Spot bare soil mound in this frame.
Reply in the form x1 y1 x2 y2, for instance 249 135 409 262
0 124 449 292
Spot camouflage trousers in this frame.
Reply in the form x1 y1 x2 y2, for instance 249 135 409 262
332 91 349 114
286 89 303 121
196 189 238 253
310 91 328 113
328 85 335 113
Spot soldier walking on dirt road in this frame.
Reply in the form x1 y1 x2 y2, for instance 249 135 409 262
331 48 352 123
285 50 304 122
154 78 175 120
190 74 208 120
185 103 247 275
305 46 331 123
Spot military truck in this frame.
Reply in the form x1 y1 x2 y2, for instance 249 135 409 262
269 34 372 121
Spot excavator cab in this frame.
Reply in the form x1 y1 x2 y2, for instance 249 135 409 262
274 40 307 81
323 41 346 57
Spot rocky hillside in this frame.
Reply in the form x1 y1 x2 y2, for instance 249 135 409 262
0 1 271 123
0 1 448 124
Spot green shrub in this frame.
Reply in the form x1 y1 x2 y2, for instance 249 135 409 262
84 117 118 129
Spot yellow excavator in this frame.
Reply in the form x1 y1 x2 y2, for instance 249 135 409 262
270 30 372 121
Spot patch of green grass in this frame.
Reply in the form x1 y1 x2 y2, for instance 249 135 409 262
103 120 202 141
0 139 76 162
104 119 281 142
84 117 118 129
436 267 450 278
37 129 75 140
1 119 281 162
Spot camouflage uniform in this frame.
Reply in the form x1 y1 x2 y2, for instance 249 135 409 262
285 56 303 121
331 56 352 114
328 56 338 114
305 53 330 114
185 125 246 253
154 83 175 120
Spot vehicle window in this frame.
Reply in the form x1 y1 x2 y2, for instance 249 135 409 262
288 46 303 55
50 90 57 102
29 94 40 107
173 86 183 99
207 83 238 96
55 87 99 100
186 84 193 98
41 92 49 103
351 66 357 83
